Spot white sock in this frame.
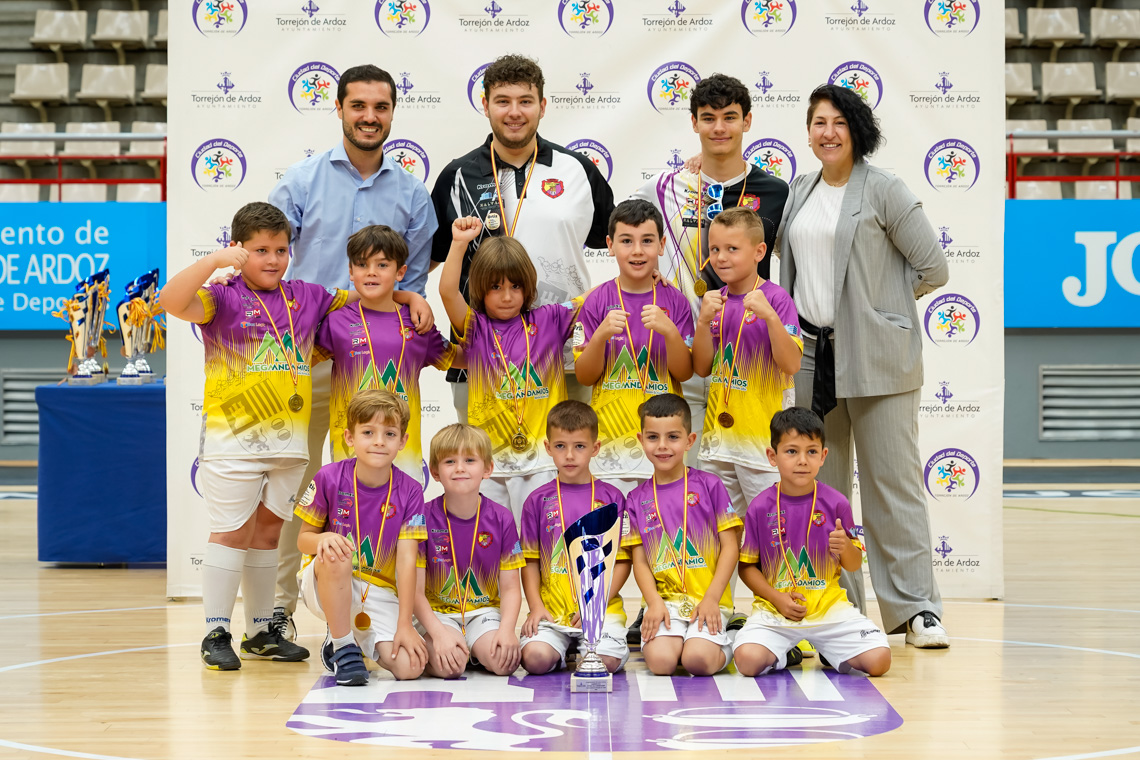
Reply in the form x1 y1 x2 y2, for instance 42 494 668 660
241 548 278 637
332 632 355 651
203 543 246 636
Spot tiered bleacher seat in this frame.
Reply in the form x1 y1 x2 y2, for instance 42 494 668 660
1074 180 1132 200
76 65 136 121
140 64 167 106
11 63 70 122
1006 8 1023 47
1127 117 1140 155
29 10 87 63
116 184 162 202
1026 8 1085 62
1089 9 1140 61
1041 63 1102 119
1056 119 1116 168
128 121 166 157
154 9 168 48
0 185 42 202
1106 63 1140 114
54 185 109 202
61 122 122 179
91 10 149 65
1006 63 1037 109
1015 181 1063 200
0 123 57 159
1006 119 1049 165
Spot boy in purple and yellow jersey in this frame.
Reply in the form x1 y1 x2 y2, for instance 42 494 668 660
316 225 459 487
692 207 802 521
573 199 695 493
414 424 525 678
295 390 429 685
519 401 631 675
625 393 742 677
160 201 355 671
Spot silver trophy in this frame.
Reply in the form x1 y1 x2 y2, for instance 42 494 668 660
564 502 621 693
58 269 112 385
116 268 163 385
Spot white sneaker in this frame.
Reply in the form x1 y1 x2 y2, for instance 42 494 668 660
905 611 950 648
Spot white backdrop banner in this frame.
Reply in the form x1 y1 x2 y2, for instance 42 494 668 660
168 0 1003 599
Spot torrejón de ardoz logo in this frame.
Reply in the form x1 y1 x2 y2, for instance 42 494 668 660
457 1 529 31
744 138 797 182
741 0 797 36
558 0 614 37
192 0 248 37
647 61 701 114
375 1 431 36
566 139 614 181
190 138 247 191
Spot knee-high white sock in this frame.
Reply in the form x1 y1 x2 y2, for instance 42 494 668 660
242 548 279 637
203 543 246 636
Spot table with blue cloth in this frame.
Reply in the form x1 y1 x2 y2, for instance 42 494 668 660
36 381 166 563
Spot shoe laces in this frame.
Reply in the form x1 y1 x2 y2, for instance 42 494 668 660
919 611 941 630
209 629 233 647
269 612 289 639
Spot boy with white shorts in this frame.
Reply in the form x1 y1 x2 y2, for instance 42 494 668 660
624 393 742 677
733 407 891 677
159 201 354 670
413 424 525 678
296 389 429 685
519 401 631 675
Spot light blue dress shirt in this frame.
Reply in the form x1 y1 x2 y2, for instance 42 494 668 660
269 141 438 295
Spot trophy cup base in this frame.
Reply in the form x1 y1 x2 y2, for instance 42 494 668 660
68 374 107 386
117 375 146 385
570 672 613 693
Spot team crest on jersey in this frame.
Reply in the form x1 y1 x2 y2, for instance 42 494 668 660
812 511 827 526
686 491 699 506
739 193 761 211
526 322 538 336
744 309 758 324
401 326 415 341
541 178 565 198
477 531 493 548
384 504 397 518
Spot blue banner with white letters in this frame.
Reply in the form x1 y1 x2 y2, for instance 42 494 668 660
0 203 166 330
1005 200 1140 328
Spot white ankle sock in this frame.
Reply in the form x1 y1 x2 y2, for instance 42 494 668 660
332 633 355 651
241 548 278 637
203 543 245 636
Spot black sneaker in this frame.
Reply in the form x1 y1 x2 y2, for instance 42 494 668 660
627 607 645 647
201 627 241 671
726 613 747 632
320 632 334 673
270 607 298 642
785 645 804 669
818 652 833 670
328 642 369 686
240 629 310 661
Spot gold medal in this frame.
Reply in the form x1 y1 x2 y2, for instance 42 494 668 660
694 279 708 297
511 431 528 453
288 393 303 412
354 611 371 631
718 411 734 428
679 598 694 618
485 212 501 231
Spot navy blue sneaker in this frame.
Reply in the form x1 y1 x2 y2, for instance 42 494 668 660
329 642 369 686
320 632 334 673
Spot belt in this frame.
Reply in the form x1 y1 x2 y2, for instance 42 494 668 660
799 316 836 420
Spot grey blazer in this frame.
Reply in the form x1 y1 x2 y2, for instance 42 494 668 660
775 161 949 398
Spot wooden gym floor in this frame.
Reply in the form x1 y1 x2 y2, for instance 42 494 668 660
0 479 1138 759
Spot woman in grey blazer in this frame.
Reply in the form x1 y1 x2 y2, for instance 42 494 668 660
775 84 951 648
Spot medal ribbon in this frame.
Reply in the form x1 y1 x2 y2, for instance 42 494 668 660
716 276 762 420
358 302 407 394
695 175 752 271
443 496 483 633
554 477 596 609
490 143 540 238
248 284 301 397
490 316 533 440
775 482 819 595
613 280 657 396
651 467 690 595
352 463 396 611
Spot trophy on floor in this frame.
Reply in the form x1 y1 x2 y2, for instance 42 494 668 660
116 268 164 385
564 502 622 693
56 269 112 385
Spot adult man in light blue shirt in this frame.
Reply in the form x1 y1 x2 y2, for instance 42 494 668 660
269 64 437 295
268 64 437 638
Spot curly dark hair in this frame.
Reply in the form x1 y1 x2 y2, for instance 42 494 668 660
483 54 544 99
690 73 751 118
806 84 883 162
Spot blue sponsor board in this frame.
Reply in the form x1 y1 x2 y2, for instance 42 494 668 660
1005 200 1140 328
0 203 165 330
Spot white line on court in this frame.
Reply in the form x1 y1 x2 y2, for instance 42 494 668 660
789 667 845 701
0 605 179 621
945 601 1140 615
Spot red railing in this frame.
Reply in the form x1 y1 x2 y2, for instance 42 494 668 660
1005 130 1140 199
0 136 166 200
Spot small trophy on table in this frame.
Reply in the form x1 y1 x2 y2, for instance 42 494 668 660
564 502 621 693
55 269 112 385
116 269 164 385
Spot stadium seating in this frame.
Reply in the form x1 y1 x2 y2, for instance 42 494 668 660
1127 118 1140 155
1006 8 1023 47
76 65 137 121
116 184 162 202
29 10 87 63
140 65 167 106
10 63 70 122
91 11 149 65
0 185 42 203
1006 63 1037 109
1074 180 1133 200
1089 8 1140 60
1006 119 1049 167
54 185 109 203
1105 63 1140 112
1025 8 1085 61
154 9 168 47
61 123 122 180
0 123 57 159
1056 119 1115 168
1041 62 1102 119
128 121 166 157
1015 181 1063 200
